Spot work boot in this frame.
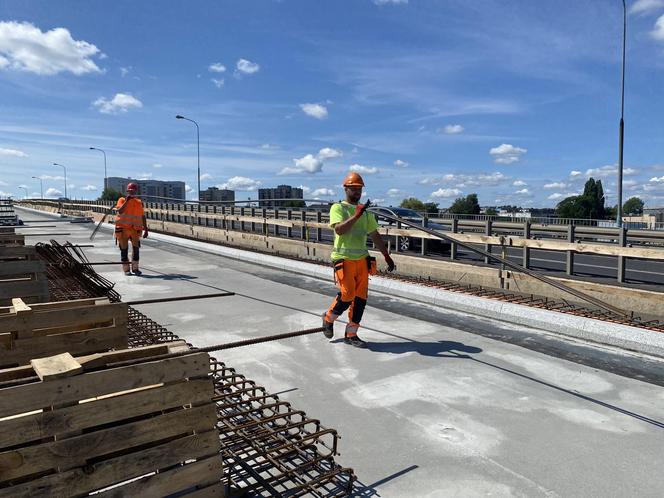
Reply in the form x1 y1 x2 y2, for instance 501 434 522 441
124 270 132 276
344 334 367 348
132 269 142 276
322 313 334 339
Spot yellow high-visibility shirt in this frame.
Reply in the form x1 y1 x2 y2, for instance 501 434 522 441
329 202 378 261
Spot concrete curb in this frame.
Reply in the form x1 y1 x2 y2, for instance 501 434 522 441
17 206 664 359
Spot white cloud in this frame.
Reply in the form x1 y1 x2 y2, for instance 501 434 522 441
431 188 462 198
260 143 279 150
39 175 65 181
582 165 639 179
394 159 409 168
0 21 102 75
350 164 379 174
544 182 566 189
152 163 163 169
93 93 143 114
311 188 335 197
418 171 508 187
0 180 6 186
81 185 97 191
569 170 583 179
547 193 564 200
373 0 408 4
317 147 342 160
236 58 260 75
208 62 226 73
120 66 130 77
650 175 664 183
137 172 152 180
632 0 664 14
515 188 530 195
489 143 527 164
45 187 63 197
653 15 664 40
512 180 527 187
0 147 27 157
300 103 328 120
279 154 324 175
185 184 193 193
441 124 464 134
200 173 213 181
211 78 224 88
218 176 261 191
386 188 402 196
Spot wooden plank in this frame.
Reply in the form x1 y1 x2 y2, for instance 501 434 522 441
0 260 45 278
14 302 127 334
0 297 104 315
0 333 10 351
0 352 210 418
0 326 128 367
31 353 82 381
0 280 48 303
0 246 37 259
10 298 31 312
0 403 217 482
99 454 223 498
0 341 186 383
0 430 221 498
0 378 213 448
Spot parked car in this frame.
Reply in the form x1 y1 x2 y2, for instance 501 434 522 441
372 206 451 254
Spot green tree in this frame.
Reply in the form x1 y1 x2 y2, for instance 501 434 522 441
98 188 123 202
449 193 480 215
484 207 498 216
400 197 426 211
423 202 439 214
555 177 606 219
623 197 644 216
282 200 306 208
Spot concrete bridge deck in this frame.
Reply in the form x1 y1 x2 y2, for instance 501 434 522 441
14 210 664 498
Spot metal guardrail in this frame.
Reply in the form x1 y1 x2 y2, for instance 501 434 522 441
17 199 664 285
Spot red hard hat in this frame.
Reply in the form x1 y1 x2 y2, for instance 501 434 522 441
342 172 365 187
127 182 139 192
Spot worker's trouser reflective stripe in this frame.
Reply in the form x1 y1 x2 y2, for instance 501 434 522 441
325 258 369 336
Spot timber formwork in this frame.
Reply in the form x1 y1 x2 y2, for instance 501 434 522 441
34 241 356 497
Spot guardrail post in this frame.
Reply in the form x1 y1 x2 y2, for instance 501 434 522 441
316 211 323 241
250 208 256 232
421 217 428 256
286 210 292 238
484 220 492 264
301 211 307 240
450 218 458 260
617 227 627 283
566 225 575 276
523 221 531 269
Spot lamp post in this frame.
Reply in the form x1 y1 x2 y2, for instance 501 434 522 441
32 176 43 199
175 114 200 201
53 163 67 199
19 186 28 199
616 0 626 227
89 147 108 191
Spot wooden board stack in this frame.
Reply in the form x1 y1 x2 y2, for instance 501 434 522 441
0 342 223 497
0 246 48 306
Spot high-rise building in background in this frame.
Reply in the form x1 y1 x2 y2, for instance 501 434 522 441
200 187 235 203
258 185 304 208
107 177 186 202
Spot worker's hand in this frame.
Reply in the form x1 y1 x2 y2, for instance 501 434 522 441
354 199 371 218
385 254 396 272
143 229 149 239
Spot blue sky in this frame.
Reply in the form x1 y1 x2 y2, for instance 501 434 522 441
2 0 664 208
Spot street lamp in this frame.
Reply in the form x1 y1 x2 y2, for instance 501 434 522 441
175 114 200 201
19 186 28 199
616 0 626 227
32 176 43 199
53 163 67 199
89 147 108 191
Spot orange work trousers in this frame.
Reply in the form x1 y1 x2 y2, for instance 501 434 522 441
115 227 141 272
325 258 369 336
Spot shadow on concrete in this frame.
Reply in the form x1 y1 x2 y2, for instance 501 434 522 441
366 340 482 358
352 464 419 497
138 273 198 281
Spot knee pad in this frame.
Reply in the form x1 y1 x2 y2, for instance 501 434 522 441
349 297 367 324
132 246 140 261
332 293 353 316
120 248 129 262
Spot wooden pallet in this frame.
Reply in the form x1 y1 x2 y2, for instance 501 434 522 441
0 343 223 497
0 246 48 306
0 232 24 246
0 297 128 368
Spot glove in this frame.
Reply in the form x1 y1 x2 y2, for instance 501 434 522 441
354 199 371 218
385 254 396 272
143 229 149 239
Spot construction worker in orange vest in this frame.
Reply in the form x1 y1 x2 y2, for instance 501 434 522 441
114 183 148 276
322 172 396 347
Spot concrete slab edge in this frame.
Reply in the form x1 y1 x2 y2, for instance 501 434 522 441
17 206 664 359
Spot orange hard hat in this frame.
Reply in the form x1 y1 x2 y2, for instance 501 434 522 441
342 172 365 188
127 182 139 192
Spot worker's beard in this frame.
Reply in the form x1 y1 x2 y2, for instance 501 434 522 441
346 190 362 204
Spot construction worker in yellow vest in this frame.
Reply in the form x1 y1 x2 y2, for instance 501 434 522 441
322 172 396 347
114 183 148 276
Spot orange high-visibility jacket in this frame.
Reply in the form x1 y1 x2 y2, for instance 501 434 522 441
114 197 145 230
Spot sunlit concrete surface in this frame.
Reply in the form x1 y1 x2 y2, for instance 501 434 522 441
15 208 664 498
